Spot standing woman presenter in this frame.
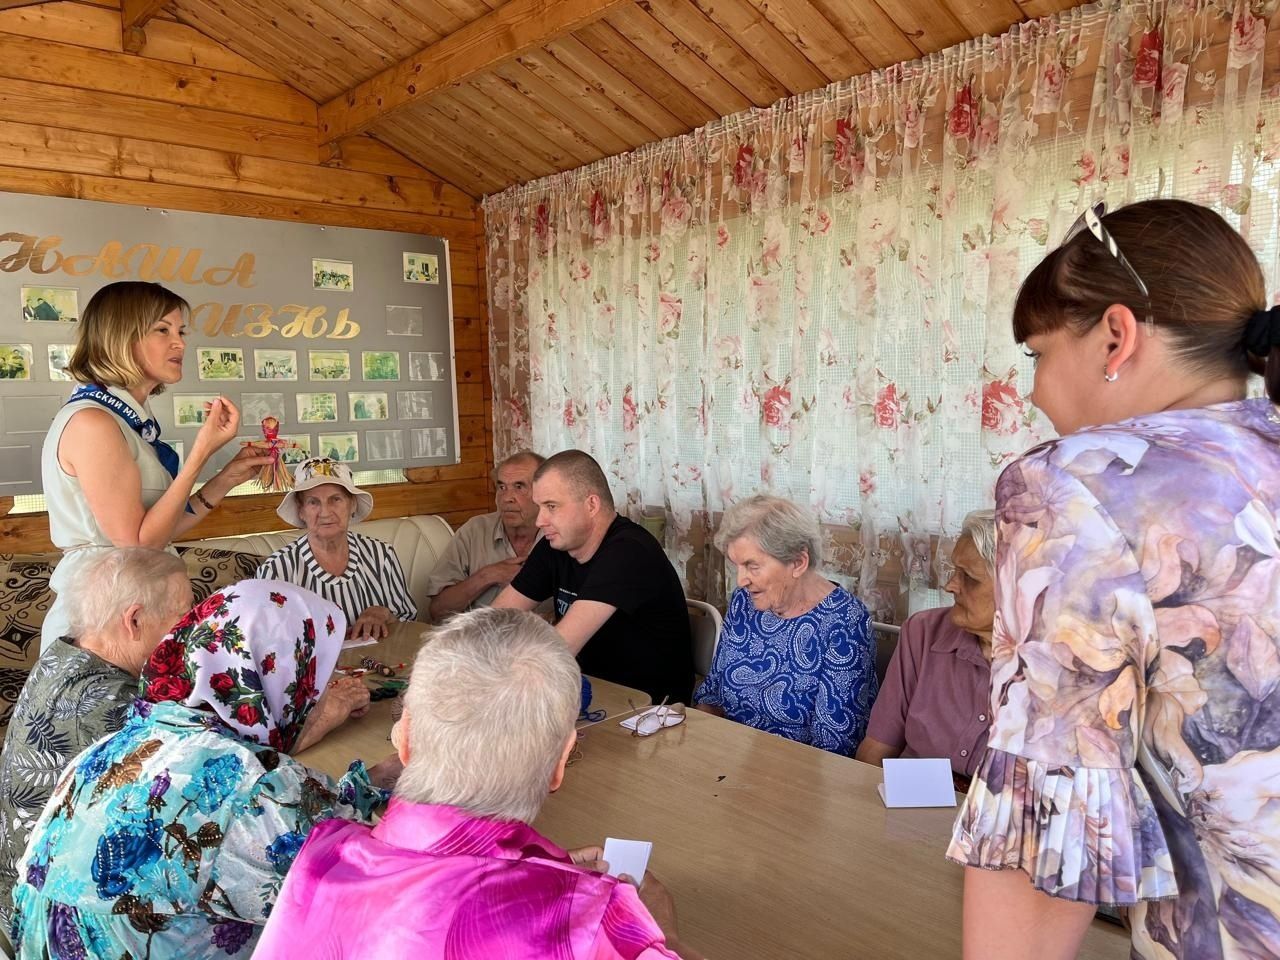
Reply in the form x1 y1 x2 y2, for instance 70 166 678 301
40 281 270 649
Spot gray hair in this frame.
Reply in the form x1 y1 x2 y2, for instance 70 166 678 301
959 509 997 571
715 494 822 569
396 607 581 823
65 548 190 637
494 449 545 478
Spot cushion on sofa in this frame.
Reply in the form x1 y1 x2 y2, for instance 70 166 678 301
0 554 55 738
175 546 264 603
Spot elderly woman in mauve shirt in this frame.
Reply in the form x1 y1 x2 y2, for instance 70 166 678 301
856 510 995 780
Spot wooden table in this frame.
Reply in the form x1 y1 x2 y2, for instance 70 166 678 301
296 621 651 776
535 709 1129 960
298 623 1127 960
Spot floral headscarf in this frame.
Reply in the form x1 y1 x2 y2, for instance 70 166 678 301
141 579 346 752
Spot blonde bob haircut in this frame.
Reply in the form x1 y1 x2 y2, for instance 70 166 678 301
67 281 189 395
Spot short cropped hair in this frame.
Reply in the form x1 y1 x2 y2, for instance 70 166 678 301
65 548 191 637
715 494 822 570
493 449 545 479
68 281 189 395
533 450 614 508
396 607 581 823
959 509 997 572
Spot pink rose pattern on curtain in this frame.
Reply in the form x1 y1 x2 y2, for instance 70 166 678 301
484 0 1279 616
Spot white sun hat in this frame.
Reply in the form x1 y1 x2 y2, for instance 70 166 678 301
277 457 374 528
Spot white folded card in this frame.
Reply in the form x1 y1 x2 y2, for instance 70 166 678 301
341 635 379 650
877 757 957 808
603 837 652 882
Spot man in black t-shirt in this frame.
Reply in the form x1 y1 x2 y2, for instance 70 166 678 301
493 450 694 704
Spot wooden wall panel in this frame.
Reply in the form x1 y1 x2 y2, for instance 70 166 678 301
0 6 496 554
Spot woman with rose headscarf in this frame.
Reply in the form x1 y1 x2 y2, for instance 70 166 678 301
9 580 401 960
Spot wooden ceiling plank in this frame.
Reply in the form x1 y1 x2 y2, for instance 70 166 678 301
634 0 787 106
685 0 826 94
514 48 657 149
803 0 920 67
345 0 444 47
1018 0 1084 17
121 0 166 31
741 0 871 81
318 0 631 143
491 60 626 154
211 0 376 85
470 71 604 166
419 93 556 181
450 80 595 168
942 0 1027 38
0 1 58 9
393 111 522 192
431 87 567 174
0 1 280 80
574 20 717 129
603 5 751 117
168 0 354 98
259 0 397 75
304 0 424 61
372 125 497 197
0 32 316 126
375 121 499 196
880 0 972 54
543 35 687 138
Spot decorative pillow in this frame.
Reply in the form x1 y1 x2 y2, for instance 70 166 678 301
176 546 265 603
0 553 56 736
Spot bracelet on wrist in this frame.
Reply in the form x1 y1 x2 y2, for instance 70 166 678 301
193 489 216 512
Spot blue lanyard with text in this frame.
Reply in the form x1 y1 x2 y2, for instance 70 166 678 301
67 384 181 481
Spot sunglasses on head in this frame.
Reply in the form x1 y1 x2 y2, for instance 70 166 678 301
1064 201 1155 331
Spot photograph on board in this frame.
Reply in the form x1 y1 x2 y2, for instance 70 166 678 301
349 392 389 421
313 259 354 291
47 343 74 382
280 434 311 465
410 427 449 459
365 429 404 461
296 392 338 424
309 349 351 381
254 349 298 381
0 344 33 380
197 347 246 381
173 394 221 427
408 351 445 382
318 432 359 463
241 393 285 426
362 351 400 381
386 304 425 337
22 286 79 323
402 252 439 284
397 390 433 420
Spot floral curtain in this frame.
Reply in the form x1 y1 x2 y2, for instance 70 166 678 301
483 0 1280 619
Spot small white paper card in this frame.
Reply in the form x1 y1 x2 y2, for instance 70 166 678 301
878 758 957 808
603 837 652 881
341 636 378 650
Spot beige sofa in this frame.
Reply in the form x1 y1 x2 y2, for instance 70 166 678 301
176 514 456 611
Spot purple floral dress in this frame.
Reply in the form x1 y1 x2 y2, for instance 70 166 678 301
947 399 1280 958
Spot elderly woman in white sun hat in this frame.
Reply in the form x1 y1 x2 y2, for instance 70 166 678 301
255 457 418 638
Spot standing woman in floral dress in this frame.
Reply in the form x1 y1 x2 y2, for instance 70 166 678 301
947 199 1280 958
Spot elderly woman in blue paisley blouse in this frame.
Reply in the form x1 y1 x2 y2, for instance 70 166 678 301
693 495 877 755
10 580 402 960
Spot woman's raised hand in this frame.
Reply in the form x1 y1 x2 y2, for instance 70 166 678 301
191 396 242 457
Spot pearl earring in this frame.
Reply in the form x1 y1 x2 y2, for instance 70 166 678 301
1103 368 1118 383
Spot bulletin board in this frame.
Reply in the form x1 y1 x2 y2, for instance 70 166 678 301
0 191 460 497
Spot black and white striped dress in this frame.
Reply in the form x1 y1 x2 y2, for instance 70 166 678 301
254 531 418 627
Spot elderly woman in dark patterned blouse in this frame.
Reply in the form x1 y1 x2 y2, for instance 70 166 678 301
0 548 191 937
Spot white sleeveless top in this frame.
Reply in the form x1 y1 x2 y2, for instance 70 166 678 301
40 385 176 649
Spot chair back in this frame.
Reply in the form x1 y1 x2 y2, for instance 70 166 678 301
687 599 724 679
872 620 901 686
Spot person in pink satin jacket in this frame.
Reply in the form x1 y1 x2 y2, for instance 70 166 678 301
254 607 705 960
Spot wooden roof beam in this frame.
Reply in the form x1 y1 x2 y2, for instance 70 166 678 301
317 0 629 144
122 0 169 53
